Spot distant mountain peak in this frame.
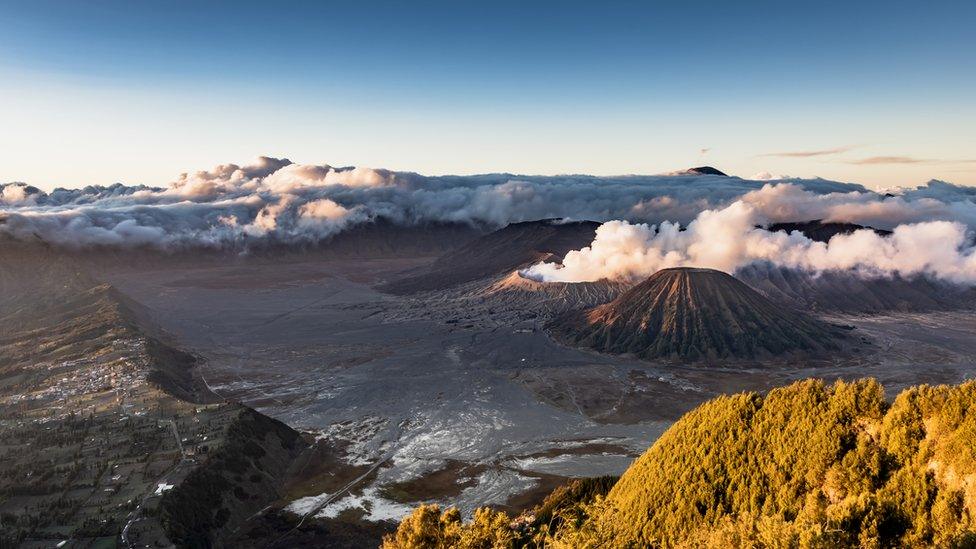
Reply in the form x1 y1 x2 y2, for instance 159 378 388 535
685 166 728 176
664 166 729 177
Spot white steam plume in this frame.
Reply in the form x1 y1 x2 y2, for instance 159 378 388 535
522 200 976 285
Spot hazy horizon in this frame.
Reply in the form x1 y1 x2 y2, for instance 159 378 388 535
2 1 975 190
10 156 962 193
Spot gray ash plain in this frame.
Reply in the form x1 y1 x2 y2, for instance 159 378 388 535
99 256 976 523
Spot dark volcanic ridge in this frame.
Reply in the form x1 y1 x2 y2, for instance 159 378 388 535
381 219 600 294
0 235 319 548
0 237 213 403
739 220 973 313
738 263 976 314
550 267 847 361
765 219 892 243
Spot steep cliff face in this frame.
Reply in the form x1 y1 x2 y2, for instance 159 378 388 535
0 238 310 547
160 406 308 548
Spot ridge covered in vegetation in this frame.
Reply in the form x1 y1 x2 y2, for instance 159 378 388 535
385 378 976 548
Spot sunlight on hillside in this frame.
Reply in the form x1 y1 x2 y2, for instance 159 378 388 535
385 379 976 548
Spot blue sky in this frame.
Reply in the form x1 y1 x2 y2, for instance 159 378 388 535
1 0 974 190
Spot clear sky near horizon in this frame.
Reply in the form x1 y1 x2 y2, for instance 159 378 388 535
1 0 974 191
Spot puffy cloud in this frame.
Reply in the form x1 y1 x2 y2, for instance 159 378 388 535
2 156 976 251
295 198 370 237
750 171 790 181
0 183 42 205
736 182 976 229
523 200 976 285
168 156 292 200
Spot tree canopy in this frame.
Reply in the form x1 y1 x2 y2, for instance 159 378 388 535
385 378 976 548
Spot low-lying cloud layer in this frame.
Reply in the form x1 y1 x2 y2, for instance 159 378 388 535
3 157 976 271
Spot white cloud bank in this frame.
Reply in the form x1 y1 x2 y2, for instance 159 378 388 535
2 156 976 257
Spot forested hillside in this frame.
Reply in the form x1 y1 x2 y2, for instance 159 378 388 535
385 379 976 548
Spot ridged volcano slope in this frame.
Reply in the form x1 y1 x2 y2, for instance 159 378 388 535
550 267 844 360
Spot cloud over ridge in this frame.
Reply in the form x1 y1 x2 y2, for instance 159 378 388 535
2 156 976 285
